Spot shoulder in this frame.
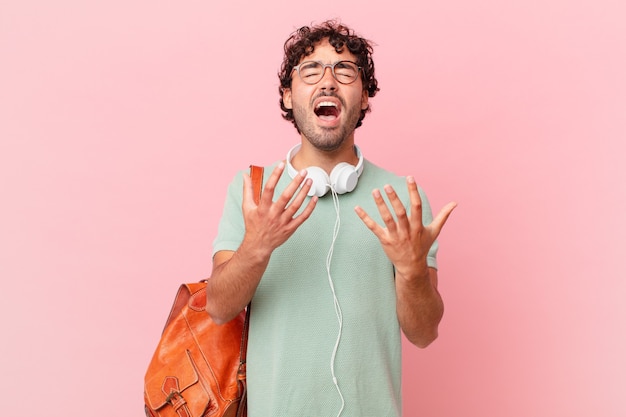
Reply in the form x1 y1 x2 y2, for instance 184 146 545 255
359 159 407 192
358 159 432 207
360 159 404 181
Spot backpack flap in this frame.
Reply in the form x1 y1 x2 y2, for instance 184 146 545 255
144 349 210 415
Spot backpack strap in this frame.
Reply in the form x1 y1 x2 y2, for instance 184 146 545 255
250 165 264 205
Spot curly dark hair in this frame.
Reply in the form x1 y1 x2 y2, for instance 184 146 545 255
278 20 380 131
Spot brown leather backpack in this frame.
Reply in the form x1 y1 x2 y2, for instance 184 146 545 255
143 166 263 417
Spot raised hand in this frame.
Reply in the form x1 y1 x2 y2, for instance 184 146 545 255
241 162 318 256
208 162 318 323
354 176 456 279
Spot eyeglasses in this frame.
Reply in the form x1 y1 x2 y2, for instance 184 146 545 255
292 60 362 85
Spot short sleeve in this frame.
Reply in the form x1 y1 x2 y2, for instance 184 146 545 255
211 170 246 257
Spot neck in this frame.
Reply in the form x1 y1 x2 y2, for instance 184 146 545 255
290 139 359 174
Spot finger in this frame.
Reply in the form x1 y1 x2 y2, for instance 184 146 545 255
428 201 457 239
383 184 410 230
354 205 384 237
274 168 309 210
259 162 287 206
241 172 255 209
406 176 423 225
373 189 398 232
290 194 318 227
284 178 313 217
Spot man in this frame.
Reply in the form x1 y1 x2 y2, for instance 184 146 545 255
206 20 456 417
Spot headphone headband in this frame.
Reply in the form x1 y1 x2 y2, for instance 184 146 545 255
286 144 364 197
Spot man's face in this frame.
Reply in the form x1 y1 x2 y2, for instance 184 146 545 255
282 38 369 151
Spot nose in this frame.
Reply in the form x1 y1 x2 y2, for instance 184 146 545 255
318 65 338 90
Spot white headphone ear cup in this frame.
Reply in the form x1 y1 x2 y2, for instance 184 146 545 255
330 162 359 194
306 166 331 197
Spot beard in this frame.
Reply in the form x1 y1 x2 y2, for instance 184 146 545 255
291 97 362 152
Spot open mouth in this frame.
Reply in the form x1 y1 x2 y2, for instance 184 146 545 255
314 101 340 121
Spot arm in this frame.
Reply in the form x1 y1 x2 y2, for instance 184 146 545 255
395 265 443 348
355 176 456 348
206 162 317 324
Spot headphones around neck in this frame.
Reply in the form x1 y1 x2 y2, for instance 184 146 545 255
286 144 364 197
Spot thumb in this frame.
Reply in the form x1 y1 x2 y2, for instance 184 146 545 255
429 201 457 238
241 173 255 209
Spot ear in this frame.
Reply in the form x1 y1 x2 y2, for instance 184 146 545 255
282 88 293 109
361 89 369 110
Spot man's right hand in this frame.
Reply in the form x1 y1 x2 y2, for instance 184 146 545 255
206 162 317 323
240 161 318 259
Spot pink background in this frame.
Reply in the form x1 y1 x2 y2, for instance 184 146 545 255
1 1 625 416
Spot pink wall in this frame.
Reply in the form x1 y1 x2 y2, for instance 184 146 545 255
1 1 624 416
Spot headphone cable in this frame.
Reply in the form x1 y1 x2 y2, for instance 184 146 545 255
327 186 345 417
